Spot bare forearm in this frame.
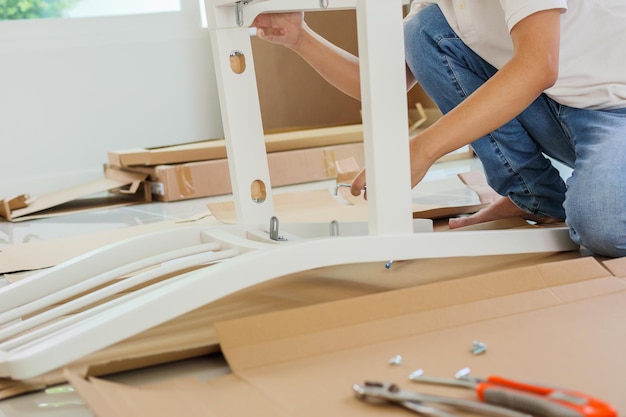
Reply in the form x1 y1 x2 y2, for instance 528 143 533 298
415 58 553 164
289 24 362 100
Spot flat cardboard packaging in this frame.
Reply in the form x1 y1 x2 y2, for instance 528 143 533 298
0 167 151 222
66 255 626 416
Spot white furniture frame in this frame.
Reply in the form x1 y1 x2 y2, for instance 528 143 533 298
0 0 577 380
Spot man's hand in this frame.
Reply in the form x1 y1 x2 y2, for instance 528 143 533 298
350 168 367 198
251 12 305 49
349 132 434 199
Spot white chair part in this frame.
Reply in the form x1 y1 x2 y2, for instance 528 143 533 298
0 0 579 380
207 0 414 232
0 225 576 379
0 227 216 314
0 248 239 341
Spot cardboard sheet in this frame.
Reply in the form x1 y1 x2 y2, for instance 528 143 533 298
0 167 150 222
603 256 626 278
66 256 626 416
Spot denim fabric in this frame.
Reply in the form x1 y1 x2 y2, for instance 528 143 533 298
404 5 626 257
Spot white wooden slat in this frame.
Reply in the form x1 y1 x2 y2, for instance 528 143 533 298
0 242 221 326
0 249 239 343
0 227 207 313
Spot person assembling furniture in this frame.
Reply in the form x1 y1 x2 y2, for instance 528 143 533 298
251 1 626 258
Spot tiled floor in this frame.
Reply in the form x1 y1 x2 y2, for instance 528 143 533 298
0 158 485 416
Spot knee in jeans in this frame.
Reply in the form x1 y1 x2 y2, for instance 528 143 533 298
567 214 626 258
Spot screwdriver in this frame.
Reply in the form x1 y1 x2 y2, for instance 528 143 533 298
409 368 617 417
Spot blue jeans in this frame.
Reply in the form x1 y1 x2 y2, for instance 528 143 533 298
404 5 626 257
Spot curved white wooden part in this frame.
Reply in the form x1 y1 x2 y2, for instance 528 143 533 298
0 248 239 342
0 275 179 352
1 226 576 379
0 227 213 314
0 242 222 326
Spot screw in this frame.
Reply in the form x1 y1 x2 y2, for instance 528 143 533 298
471 340 487 355
388 354 403 366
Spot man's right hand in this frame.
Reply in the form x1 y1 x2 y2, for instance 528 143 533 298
251 12 306 49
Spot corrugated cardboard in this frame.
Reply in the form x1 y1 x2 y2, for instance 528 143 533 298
107 124 364 168
0 249 582 399
0 167 150 222
252 10 362 131
115 142 365 202
603 256 626 279
66 256 626 416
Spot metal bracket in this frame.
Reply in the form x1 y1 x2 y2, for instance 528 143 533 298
235 1 248 26
269 216 287 241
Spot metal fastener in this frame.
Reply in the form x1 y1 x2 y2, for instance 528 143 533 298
388 354 403 366
471 340 487 355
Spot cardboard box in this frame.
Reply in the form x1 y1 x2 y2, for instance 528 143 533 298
113 142 366 202
66 256 626 416
253 10 362 131
108 124 365 168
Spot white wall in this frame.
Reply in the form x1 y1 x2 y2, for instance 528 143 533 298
0 0 223 197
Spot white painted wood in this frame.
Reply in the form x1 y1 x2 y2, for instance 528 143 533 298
0 277 178 352
207 0 358 28
0 249 238 341
209 26 275 224
1 226 576 379
355 0 413 236
0 227 209 314
0 242 222 326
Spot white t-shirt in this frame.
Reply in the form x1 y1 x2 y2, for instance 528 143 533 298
406 1 626 110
